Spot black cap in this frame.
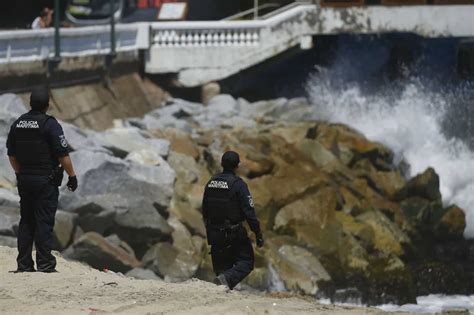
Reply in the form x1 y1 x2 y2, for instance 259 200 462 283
30 86 50 111
221 151 240 170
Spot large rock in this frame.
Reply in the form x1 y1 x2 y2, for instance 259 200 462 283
0 206 19 236
357 211 411 256
395 167 441 202
273 186 341 253
0 235 17 247
266 237 331 295
53 210 77 251
0 94 26 138
111 198 173 257
0 189 20 208
435 205 466 239
63 232 140 273
100 127 170 158
0 143 16 189
142 218 202 282
76 155 175 211
151 128 200 159
61 122 109 153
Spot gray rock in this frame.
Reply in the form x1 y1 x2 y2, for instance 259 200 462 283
66 194 127 234
0 141 16 188
61 122 109 153
63 232 140 273
142 218 202 282
0 206 19 236
0 235 17 247
112 198 173 258
100 127 170 158
79 159 175 211
53 210 77 251
126 268 162 281
0 188 19 208
0 94 26 138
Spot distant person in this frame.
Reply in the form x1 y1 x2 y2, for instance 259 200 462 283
31 8 54 29
6 86 78 273
202 151 264 290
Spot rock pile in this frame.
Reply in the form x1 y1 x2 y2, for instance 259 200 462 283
0 93 472 305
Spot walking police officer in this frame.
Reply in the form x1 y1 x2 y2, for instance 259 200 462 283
6 86 78 273
202 151 264 289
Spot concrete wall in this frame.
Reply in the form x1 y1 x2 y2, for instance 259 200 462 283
17 72 168 131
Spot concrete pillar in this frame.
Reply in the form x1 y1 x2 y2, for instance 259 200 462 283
201 82 221 105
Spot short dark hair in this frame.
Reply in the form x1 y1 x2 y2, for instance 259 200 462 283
30 86 50 111
221 151 240 170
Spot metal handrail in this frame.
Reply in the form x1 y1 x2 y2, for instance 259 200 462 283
223 3 281 21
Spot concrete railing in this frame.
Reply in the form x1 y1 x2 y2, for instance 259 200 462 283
1 3 474 85
146 5 316 86
0 23 149 64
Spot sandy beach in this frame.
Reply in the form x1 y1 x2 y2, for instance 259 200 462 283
0 246 399 315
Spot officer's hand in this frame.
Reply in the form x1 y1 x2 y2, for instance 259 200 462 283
67 176 78 192
256 233 264 248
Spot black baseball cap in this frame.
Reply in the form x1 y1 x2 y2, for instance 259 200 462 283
30 86 50 110
221 151 240 170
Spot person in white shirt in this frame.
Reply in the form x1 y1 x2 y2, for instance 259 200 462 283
32 8 53 29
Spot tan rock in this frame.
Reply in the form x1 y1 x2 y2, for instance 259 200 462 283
335 212 374 247
338 234 369 271
273 186 341 253
437 205 466 239
64 232 140 273
357 211 410 256
395 167 441 202
266 237 331 295
151 128 200 160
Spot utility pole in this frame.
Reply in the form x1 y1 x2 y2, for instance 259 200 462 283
48 0 62 77
106 0 117 69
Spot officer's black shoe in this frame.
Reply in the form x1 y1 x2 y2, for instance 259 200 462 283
38 269 58 273
214 274 230 289
12 268 36 273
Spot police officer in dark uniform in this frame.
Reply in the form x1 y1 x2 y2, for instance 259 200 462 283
6 86 78 273
202 151 264 289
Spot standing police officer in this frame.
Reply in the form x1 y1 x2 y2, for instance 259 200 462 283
6 86 78 273
202 151 264 290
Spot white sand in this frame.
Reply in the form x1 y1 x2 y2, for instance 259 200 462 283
0 246 397 314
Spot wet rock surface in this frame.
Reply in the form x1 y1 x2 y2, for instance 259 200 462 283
0 93 472 306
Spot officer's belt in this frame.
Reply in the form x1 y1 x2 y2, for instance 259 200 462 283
208 222 243 231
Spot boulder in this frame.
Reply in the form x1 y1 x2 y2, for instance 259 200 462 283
395 167 441 201
169 199 206 237
111 198 173 257
357 211 410 256
337 234 370 272
335 212 374 248
150 128 200 159
266 237 331 295
0 143 16 189
63 232 140 273
100 127 170 158
126 268 162 281
53 210 77 250
435 205 466 239
273 186 341 253
0 235 17 247
0 189 20 208
0 206 19 236
126 149 167 167
142 218 202 282
61 122 109 153
77 156 175 211
67 194 126 234
0 94 26 138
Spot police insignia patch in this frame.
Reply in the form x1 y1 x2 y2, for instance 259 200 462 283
59 135 68 148
248 195 254 208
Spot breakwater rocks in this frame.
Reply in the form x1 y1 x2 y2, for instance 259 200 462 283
0 93 473 305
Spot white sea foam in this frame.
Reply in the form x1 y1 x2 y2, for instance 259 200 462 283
307 79 474 238
378 294 474 314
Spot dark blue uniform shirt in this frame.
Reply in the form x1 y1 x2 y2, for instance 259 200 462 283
203 170 261 236
6 111 70 158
